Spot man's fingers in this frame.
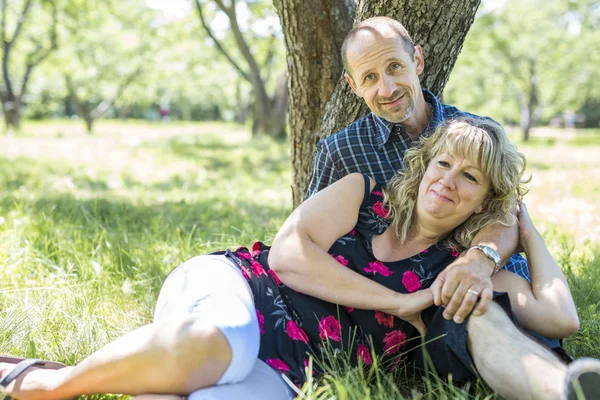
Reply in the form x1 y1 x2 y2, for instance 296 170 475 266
440 274 459 307
452 289 481 323
442 283 468 320
472 287 494 316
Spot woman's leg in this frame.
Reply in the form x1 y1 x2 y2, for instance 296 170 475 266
131 359 295 400
0 255 260 400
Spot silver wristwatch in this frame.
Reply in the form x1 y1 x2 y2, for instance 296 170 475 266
468 245 502 276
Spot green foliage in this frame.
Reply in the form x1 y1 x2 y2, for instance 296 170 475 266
445 0 600 126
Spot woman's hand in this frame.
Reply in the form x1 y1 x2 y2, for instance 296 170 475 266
384 289 434 336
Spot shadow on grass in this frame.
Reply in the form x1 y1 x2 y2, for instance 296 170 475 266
0 192 289 288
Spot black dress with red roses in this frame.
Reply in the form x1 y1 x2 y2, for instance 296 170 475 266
215 176 457 386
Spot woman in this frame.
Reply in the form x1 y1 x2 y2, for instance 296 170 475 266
0 118 579 400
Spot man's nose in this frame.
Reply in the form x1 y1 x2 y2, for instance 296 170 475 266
378 74 395 98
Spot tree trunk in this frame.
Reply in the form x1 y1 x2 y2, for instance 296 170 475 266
276 0 481 207
519 59 538 142
2 94 21 131
274 0 356 205
84 116 94 134
252 72 289 138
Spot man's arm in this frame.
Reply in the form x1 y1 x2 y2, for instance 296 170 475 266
430 221 519 323
305 141 340 200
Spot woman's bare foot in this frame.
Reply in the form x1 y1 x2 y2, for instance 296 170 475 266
0 362 74 400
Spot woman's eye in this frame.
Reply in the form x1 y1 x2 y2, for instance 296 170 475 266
437 161 450 168
464 173 478 183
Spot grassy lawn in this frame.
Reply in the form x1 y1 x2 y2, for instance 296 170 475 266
1 120 599 399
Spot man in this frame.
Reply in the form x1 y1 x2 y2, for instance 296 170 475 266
306 16 600 399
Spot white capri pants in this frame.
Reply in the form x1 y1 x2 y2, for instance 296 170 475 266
153 255 296 400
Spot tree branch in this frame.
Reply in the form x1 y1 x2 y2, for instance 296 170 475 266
20 0 57 97
1 0 6 45
262 32 277 84
2 0 33 99
193 0 250 82
91 66 142 118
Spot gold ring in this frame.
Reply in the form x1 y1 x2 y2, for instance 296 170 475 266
467 289 480 296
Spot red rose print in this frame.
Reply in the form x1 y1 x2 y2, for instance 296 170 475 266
286 320 309 343
383 329 407 356
331 254 349 266
266 358 290 372
268 269 282 285
256 310 265 334
363 260 392 277
375 311 395 328
318 316 341 342
371 191 384 197
250 260 267 276
402 270 422 292
252 241 262 257
346 306 355 313
236 251 252 260
357 344 373 365
450 247 461 257
372 201 389 218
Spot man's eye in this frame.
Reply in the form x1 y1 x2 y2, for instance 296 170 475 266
364 73 375 82
391 63 401 70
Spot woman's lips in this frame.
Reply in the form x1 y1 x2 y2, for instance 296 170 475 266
432 190 453 203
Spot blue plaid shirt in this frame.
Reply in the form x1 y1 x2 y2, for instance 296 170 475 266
306 88 530 282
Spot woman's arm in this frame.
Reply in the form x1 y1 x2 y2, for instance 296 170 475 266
268 173 432 333
491 203 579 339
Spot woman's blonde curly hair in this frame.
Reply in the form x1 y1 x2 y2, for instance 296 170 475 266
383 117 529 250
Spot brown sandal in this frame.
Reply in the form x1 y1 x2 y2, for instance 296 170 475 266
0 356 66 400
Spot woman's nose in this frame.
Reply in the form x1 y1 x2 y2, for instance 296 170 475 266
439 171 457 190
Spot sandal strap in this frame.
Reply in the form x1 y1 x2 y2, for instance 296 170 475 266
0 358 45 392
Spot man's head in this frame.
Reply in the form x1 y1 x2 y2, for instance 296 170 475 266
342 17 424 123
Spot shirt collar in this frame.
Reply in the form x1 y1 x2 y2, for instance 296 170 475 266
372 88 443 148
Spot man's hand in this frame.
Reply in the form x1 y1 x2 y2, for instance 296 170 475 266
430 250 495 323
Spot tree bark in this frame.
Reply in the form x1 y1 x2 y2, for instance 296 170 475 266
274 0 356 204
276 0 481 207
0 92 21 130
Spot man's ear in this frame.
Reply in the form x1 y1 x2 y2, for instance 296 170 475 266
413 45 425 75
345 73 362 97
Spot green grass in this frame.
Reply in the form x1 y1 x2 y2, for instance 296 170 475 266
1 121 600 399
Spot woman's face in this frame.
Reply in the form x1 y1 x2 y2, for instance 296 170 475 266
416 150 491 232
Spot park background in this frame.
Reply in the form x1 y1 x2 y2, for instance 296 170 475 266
0 0 599 398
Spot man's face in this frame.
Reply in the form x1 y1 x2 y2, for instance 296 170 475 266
345 35 424 123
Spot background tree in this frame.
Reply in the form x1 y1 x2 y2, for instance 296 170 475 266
0 0 58 131
274 0 482 207
194 0 287 138
57 0 157 133
444 0 600 140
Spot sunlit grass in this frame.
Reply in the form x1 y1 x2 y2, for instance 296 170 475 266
0 121 599 399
